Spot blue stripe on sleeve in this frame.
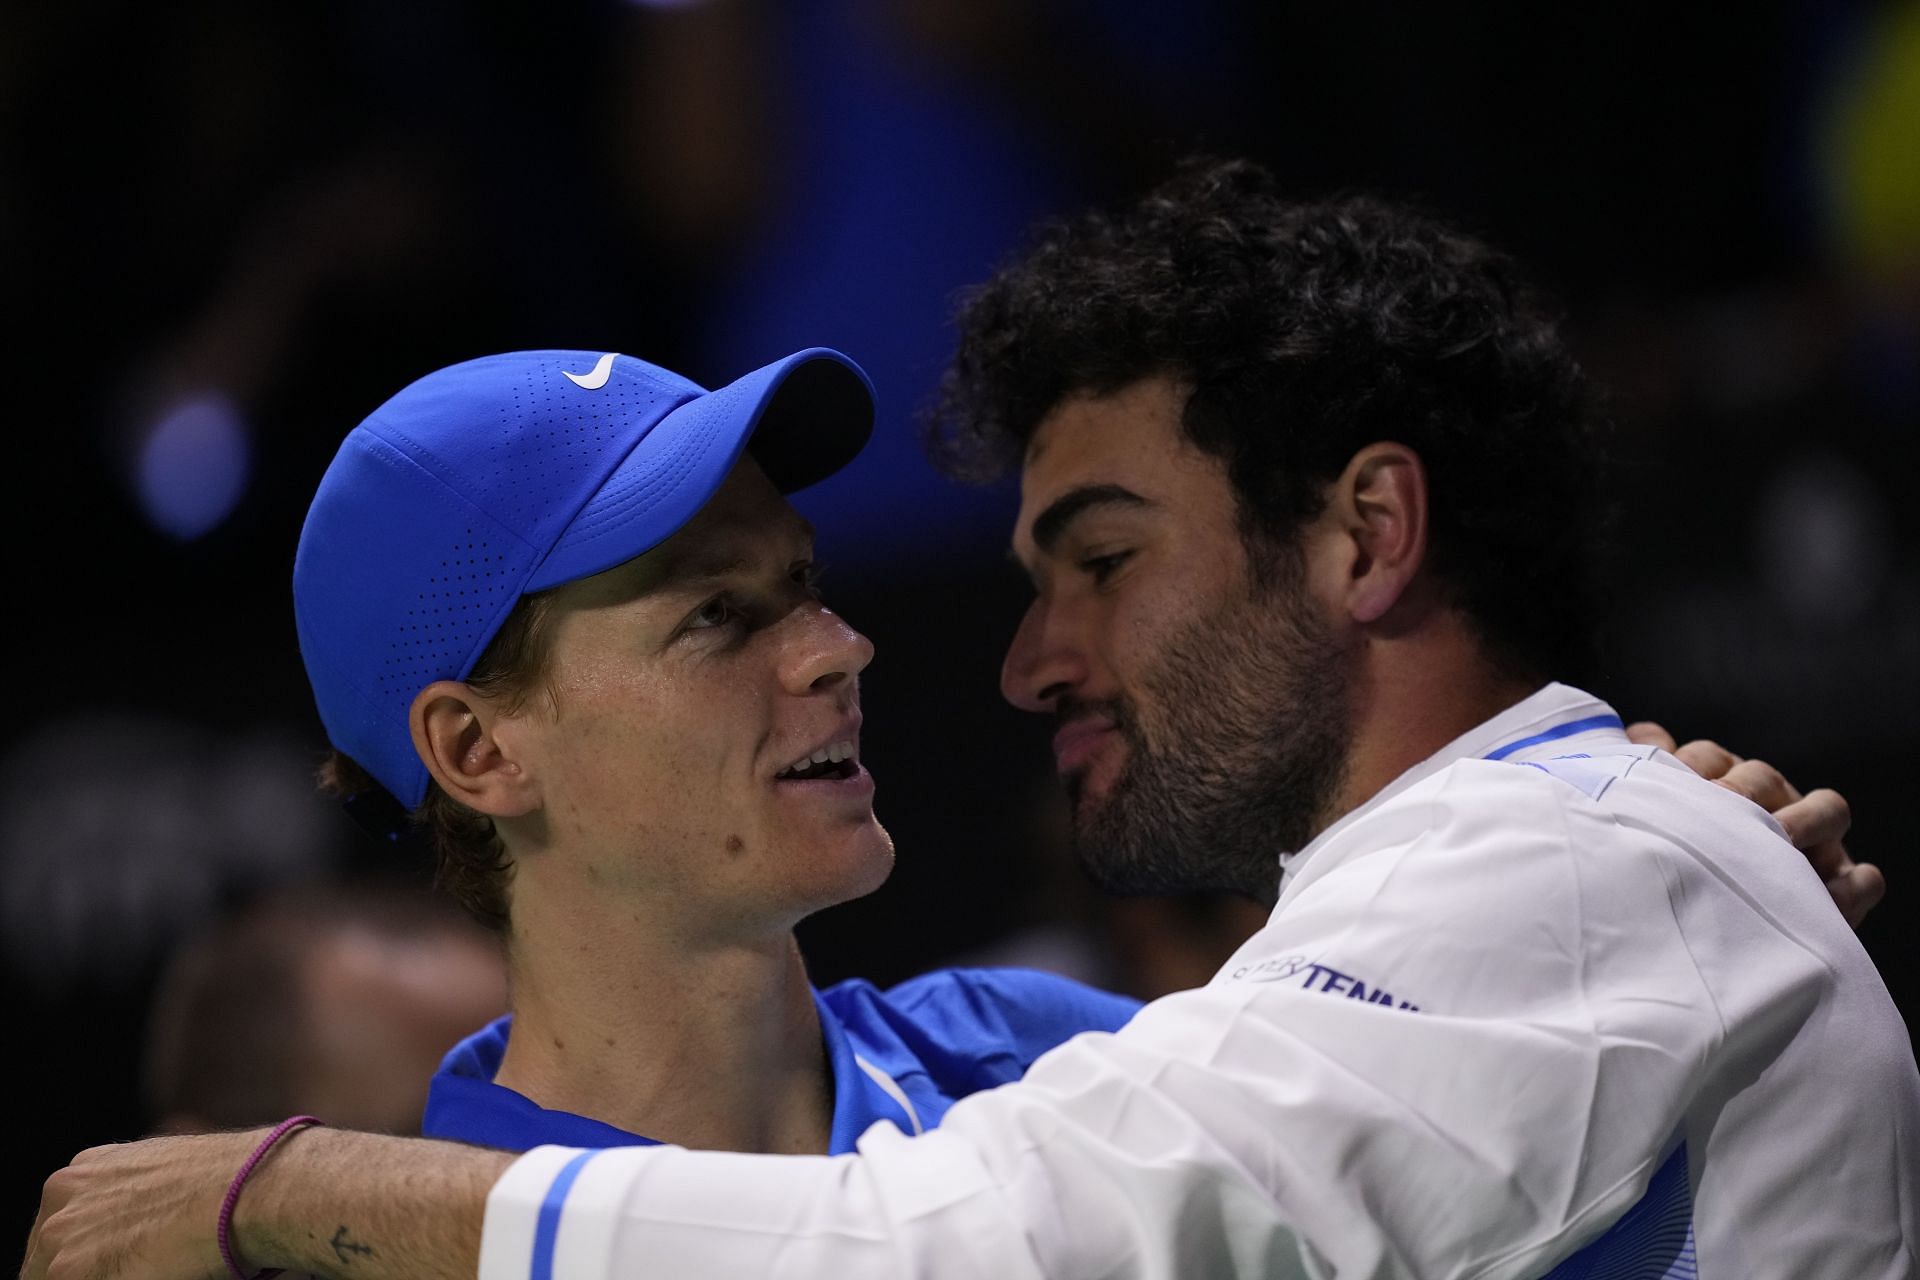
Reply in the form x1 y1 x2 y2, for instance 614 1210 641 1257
1483 714 1624 761
530 1151 599 1280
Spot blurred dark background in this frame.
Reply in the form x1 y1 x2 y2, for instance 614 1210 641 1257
5 0 1916 1236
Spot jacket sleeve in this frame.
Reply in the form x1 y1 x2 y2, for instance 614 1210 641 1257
477 763 1828 1280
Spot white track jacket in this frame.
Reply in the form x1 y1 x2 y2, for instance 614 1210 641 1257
478 684 1918 1279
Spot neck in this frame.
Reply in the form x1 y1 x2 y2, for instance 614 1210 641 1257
492 874 831 1155
1324 615 1538 837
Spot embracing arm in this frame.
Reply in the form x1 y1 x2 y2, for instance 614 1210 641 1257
29 769 1801 1280
462 768 1815 1280
21 1128 507 1280
20 743 1873 1280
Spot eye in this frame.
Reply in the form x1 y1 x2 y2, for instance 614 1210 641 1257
792 559 827 598
1079 550 1133 586
685 594 742 632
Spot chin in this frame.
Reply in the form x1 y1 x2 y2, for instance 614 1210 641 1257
1063 751 1124 814
843 821 896 899
785 819 895 915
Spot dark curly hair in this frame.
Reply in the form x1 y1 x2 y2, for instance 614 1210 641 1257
928 158 1612 681
317 589 559 933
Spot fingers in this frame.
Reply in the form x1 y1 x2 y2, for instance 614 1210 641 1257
1830 862 1887 930
1677 739 1747 782
1770 787 1851 857
1631 720 1747 783
1626 723 1753 787
1618 722 1882 931
1724 780 1881 930
1625 721 1678 752
1712 758 1799 813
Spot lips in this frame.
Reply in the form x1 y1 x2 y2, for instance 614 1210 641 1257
774 738 857 781
1052 719 1119 775
772 715 866 787
774 761 875 802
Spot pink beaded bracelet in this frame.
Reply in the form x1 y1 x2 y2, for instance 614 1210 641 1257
216 1115 324 1280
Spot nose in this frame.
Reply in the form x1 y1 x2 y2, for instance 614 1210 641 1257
785 602 875 697
1000 597 1085 714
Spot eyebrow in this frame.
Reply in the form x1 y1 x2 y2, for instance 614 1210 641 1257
1026 484 1153 556
666 551 755 585
658 515 817 588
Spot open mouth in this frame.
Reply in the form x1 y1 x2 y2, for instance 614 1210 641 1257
775 739 858 782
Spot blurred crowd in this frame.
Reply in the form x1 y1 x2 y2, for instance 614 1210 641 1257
3 0 1914 1237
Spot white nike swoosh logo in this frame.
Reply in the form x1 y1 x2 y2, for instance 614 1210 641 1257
563 353 617 390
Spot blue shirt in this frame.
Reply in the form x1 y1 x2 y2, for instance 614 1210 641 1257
423 968 1141 1154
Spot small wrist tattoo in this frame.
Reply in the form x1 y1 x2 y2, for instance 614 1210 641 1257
329 1226 376 1266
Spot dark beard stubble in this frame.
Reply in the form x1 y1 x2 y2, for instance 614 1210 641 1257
1064 565 1352 904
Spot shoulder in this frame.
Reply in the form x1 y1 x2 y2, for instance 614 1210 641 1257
1292 756 1626 912
823 968 1140 1083
1302 747 1753 893
1355 747 1805 906
888 966 1141 1032
1260 756 1707 1020
1258 747 1823 1023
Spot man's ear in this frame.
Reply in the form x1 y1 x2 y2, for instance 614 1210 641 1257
1325 442 1430 625
409 680 540 818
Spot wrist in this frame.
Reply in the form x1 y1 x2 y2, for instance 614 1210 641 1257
225 1119 326 1277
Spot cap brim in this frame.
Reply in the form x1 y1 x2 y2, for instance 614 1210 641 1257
525 348 873 592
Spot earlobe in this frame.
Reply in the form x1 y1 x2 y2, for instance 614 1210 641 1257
1341 443 1429 625
409 681 539 818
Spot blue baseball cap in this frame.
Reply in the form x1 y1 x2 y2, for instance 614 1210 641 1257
294 347 874 811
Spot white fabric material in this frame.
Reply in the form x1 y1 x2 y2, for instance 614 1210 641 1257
480 1146 577 1280
481 684 1919 1279
854 1055 925 1136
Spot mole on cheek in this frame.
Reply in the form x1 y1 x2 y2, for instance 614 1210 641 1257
725 834 745 856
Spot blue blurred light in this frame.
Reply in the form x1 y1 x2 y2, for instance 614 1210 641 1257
134 392 252 540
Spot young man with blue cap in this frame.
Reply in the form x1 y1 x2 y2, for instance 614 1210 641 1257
295 345 1138 1158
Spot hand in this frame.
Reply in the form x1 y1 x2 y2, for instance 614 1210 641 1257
21 1130 258 1280
1627 722 1886 928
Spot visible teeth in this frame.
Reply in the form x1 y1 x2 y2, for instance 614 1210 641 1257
779 740 855 778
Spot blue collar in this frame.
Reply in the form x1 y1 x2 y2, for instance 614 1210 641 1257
424 987 921 1155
